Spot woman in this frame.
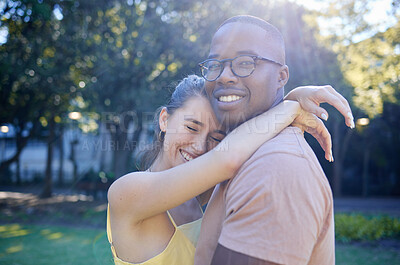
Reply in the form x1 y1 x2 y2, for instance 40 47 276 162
107 75 353 265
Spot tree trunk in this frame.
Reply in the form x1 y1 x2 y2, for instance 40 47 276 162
58 127 64 186
111 126 131 179
16 156 21 185
41 117 56 198
113 146 130 180
332 119 354 197
0 122 38 179
332 121 342 197
69 139 78 184
110 111 143 179
362 147 370 197
332 160 343 197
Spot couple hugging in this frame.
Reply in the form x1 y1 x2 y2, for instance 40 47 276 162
107 15 354 265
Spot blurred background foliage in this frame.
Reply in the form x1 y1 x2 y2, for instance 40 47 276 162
335 213 400 242
0 0 399 198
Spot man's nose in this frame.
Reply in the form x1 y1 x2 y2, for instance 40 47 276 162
217 63 238 86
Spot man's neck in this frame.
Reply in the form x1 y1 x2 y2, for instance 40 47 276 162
271 87 284 108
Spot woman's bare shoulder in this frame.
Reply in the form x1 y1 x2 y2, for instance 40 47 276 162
108 171 148 209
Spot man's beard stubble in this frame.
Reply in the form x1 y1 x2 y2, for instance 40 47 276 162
218 86 285 132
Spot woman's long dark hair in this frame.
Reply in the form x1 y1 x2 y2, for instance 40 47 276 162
138 75 206 170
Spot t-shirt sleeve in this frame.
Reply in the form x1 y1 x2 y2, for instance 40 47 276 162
218 151 328 265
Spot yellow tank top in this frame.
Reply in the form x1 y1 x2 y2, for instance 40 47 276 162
107 205 202 265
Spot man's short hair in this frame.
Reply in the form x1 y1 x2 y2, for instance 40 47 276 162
217 15 286 64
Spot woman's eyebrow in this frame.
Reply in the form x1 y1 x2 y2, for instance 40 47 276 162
214 130 227 135
184 118 204 126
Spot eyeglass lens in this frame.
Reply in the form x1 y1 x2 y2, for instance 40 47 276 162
201 56 256 81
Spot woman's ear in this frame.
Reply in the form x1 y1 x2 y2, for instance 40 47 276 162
159 107 168 132
278 65 289 88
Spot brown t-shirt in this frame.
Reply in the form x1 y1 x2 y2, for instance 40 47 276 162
194 127 335 265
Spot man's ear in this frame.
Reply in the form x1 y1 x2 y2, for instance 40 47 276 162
278 65 289 88
159 107 168 132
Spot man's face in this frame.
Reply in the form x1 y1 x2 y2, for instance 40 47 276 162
205 22 287 130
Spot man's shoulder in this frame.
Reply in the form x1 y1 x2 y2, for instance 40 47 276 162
250 126 307 160
227 126 326 189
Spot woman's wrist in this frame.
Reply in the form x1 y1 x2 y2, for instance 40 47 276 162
283 88 300 101
282 100 301 121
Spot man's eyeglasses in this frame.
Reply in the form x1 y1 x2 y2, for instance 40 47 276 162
198 55 283 82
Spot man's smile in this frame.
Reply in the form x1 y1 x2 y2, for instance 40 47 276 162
213 87 247 110
218 95 243 102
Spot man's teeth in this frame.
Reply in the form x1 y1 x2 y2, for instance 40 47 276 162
181 150 194 161
218 95 243 102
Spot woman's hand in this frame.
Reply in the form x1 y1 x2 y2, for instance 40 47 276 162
285 85 355 129
291 109 333 162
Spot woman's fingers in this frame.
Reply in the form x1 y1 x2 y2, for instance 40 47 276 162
314 118 333 162
325 85 352 112
301 100 329 121
287 85 354 128
298 112 333 162
314 86 355 129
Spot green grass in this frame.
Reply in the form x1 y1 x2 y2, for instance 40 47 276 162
0 224 113 265
336 243 400 265
0 223 399 265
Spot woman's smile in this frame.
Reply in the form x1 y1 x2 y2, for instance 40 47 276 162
179 149 195 162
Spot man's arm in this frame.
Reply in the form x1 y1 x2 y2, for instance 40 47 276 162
211 244 281 265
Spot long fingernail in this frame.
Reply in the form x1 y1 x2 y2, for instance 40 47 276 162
321 113 328 121
350 119 355 129
347 112 355 129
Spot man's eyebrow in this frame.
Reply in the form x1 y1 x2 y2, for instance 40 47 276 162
207 50 257 59
207 54 218 59
237 50 257 55
184 118 204 126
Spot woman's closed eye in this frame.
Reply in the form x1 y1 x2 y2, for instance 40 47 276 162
207 134 224 150
209 135 223 143
185 125 198 132
210 136 222 143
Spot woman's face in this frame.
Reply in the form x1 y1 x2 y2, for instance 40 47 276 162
160 96 226 169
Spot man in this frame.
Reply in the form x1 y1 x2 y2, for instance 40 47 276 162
194 15 352 265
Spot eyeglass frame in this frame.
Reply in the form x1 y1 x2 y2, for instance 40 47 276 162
198 54 283 82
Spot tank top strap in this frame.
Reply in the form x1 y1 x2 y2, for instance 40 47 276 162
166 211 177 227
198 200 204 214
106 204 118 258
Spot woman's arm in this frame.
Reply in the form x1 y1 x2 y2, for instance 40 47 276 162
108 101 302 223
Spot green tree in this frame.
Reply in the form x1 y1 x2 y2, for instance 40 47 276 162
4 0 381 197
340 22 400 118
59 0 226 178
312 0 400 196
0 0 77 196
